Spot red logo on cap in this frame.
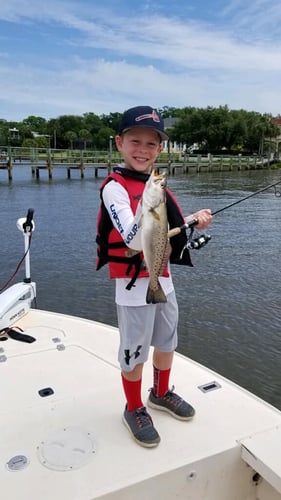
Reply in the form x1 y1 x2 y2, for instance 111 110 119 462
135 109 160 123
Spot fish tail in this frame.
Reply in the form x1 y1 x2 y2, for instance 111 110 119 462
146 280 167 304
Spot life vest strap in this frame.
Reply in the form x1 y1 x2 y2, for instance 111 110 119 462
96 235 126 250
125 255 143 290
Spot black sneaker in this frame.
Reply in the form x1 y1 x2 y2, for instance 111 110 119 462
147 387 195 421
123 405 160 448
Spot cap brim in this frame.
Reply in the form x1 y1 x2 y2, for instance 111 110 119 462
121 125 169 141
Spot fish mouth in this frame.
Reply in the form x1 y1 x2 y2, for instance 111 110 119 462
153 171 167 188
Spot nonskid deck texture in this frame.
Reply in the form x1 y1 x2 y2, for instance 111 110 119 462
1 309 281 500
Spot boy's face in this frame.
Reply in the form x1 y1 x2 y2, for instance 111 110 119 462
115 127 162 173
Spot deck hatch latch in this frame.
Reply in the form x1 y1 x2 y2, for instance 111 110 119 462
6 455 29 471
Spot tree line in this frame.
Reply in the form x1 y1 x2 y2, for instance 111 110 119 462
0 105 280 154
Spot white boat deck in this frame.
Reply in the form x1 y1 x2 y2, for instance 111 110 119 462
1 309 281 500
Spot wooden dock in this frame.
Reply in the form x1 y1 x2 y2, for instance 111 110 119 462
0 148 114 180
31 162 111 180
0 147 277 181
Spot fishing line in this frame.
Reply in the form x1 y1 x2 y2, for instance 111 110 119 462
185 178 281 226
212 179 281 216
175 178 281 251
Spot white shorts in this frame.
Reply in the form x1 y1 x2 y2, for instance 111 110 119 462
116 291 179 372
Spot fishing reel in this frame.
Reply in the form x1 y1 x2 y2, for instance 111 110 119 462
186 225 211 250
179 227 211 261
187 232 212 250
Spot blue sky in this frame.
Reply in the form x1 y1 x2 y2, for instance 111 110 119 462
0 0 281 121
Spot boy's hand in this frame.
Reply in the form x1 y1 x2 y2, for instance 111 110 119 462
186 209 212 229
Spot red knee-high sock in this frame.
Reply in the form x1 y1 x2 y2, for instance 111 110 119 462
121 374 143 412
153 366 171 397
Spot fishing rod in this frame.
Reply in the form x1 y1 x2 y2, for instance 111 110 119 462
212 179 281 216
171 178 281 251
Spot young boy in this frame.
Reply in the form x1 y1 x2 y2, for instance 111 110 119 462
96 106 212 448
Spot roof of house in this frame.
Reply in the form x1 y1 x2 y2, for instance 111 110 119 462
163 116 179 129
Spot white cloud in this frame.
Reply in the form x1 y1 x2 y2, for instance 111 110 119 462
0 0 281 119
0 56 279 121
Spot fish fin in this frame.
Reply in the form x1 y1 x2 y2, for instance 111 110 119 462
141 259 148 270
125 249 140 257
125 249 147 270
146 280 167 304
149 208 160 221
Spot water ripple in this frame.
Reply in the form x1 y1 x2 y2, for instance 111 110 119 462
1 167 281 408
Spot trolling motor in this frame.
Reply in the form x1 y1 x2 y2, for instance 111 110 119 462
17 208 34 283
0 209 36 331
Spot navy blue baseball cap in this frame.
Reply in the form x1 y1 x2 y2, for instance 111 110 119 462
118 105 169 141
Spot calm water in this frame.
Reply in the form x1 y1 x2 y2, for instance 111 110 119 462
1 166 281 408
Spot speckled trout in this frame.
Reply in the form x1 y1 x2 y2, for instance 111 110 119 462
141 170 171 304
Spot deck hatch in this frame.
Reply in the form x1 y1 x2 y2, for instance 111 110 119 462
37 427 96 471
241 427 281 494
